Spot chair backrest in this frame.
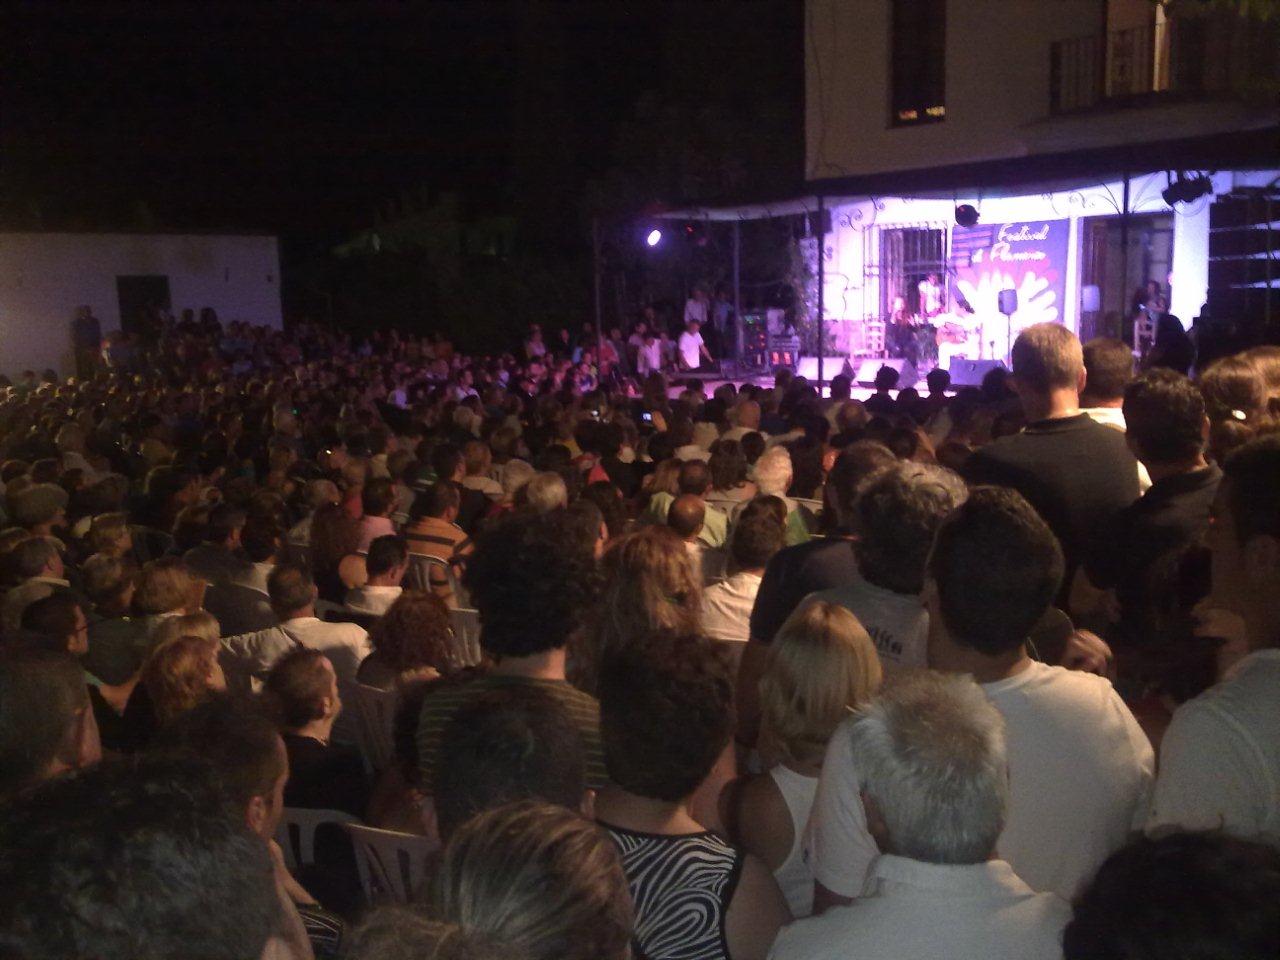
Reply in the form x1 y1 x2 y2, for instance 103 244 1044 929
792 497 824 516
325 608 380 631
274 807 361 871
406 553 469 607
447 607 483 666
704 496 739 516
342 822 438 905
350 683 398 774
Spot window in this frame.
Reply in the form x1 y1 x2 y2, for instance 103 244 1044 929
890 0 946 127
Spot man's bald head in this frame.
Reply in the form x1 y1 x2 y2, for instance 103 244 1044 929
667 494 705 540
734 400 761 429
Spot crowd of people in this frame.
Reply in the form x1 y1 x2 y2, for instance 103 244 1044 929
0 308 1278 960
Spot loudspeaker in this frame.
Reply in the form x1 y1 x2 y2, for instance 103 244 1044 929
998 289 1019 315
854 358 918 387
796 356 854 382
955 203 979 227
948 358 1006 387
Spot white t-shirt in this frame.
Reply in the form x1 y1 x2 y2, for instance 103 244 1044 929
805 578 928 673
1147 649 1280 844
701 571 762 641
678 330 704 369
806 660 1154 901
771 856 1069 960
637 339 663 375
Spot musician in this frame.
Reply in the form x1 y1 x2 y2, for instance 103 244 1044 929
917 272 945 319
887 295 926 368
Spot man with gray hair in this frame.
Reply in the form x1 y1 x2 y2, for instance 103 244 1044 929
522 471 568 514
737 445 808 546
804 462 967 673
772 671 1069 960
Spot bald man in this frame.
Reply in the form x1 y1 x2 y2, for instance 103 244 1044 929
669 494 725 584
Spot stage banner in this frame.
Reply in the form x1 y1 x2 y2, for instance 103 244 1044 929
951 219 1070 356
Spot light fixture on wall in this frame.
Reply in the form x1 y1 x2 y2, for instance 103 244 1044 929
1161 172 1212 207
955 203 980 228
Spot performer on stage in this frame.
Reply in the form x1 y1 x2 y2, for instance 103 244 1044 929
887 295 933 369
917 272 945 319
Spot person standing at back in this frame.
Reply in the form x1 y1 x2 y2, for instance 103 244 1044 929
963 322 1140 598
806 488 1153 909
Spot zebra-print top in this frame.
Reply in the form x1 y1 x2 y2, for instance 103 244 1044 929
602 823 743 960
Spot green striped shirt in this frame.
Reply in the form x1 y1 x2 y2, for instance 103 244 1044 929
415 674 608 793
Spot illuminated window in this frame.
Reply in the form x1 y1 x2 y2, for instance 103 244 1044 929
890 0 946 127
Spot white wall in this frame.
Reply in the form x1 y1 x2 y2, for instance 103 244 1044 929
805 0 1275 181
0 233 282 376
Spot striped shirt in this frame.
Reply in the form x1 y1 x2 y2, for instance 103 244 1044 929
403 516 472 602
415 674 608 793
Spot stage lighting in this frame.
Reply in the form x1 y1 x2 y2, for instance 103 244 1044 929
1161 174 1212 206
646 228 662 247
955 204 979 228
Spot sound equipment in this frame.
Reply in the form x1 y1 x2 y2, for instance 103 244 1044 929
767 335 800 372
948 358 1006 387
796 356 854 382
741 312 768 368
853 357 918 387
955 203 980 228
998 289 1019 315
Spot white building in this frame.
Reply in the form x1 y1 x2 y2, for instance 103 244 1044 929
0 232 283 376
670 0 1279 380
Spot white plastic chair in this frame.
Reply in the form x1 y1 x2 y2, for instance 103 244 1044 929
274 807 361 871
350 683 398 774
342 823 438 905
406 554 468 606
447 607 483 666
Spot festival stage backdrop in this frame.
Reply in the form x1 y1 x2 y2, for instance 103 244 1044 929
950 219 1070 355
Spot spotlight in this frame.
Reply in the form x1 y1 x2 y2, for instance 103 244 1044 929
955 204 979 228
1161 174 1212 206
645 228 663 247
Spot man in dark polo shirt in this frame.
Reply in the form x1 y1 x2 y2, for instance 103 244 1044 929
416 509 607 793
1084 369 1220 644
963 323 1139 600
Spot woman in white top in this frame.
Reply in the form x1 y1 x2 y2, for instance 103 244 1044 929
719 601 882 918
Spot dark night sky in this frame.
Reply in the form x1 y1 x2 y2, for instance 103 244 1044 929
1 2 802 240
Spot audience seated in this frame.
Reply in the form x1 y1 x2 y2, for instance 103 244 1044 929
0 755 302 960
431 801 633 960
773 671 1070 960
345 533 408 616
434 685 588 840
0 648 101 800
3 313 1279 959
266 647 370 819
595 630 791 960
416 510 607 793
722 601 881 918
358 588 455 689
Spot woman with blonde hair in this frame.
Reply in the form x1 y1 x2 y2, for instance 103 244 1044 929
86 512 133 560
576 526 701 689
142 632 227 726
149 610 220 650
132 557 200 634
720 601 882 918
431 800 633 960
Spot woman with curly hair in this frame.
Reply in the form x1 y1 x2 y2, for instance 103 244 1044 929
143 631 227 726
707 439 757 506
358 589 457 690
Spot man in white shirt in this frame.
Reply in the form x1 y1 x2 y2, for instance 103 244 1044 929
345 535 408 617
775 671 1069 960
702 510 783 642
636 329 664 376
1147 435 1280 843
805 462 967 673
807 489 1153 909
222 562 371 706
1079 336 1151 492
677 319 712 371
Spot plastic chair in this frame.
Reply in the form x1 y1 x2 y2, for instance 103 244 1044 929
342 823 438 906
274 807 361 871
350 683 398 774
792 497 824 517
447 607 483 666
406 554 469 607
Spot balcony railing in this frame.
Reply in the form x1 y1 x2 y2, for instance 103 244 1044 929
1050 17 1279 115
